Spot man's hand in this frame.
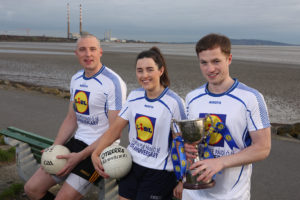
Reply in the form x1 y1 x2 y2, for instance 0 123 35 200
184 143 198 162
55 152 82 177
190 158 224 183
184 143 224 183
173 181 183 199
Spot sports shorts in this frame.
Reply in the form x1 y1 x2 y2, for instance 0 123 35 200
51 137 101 195
119 162 177 200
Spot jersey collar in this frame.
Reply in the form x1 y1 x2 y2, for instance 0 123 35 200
83 65 106 80
145 87 169 102
205 78 239 97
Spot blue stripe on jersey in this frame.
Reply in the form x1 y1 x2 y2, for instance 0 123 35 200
119 106 128 117
237 83 270 128
158 99 172 116
232 165 244 189
93 77 103 85
102 66 123 110
186 84 206 107
75 70 84 80
166 90 187 119
187 93 207 107
129 96 144 102
164 130 173 171
104 93 108 119
227 94 257 130
243 127 252 147
226 79 239 94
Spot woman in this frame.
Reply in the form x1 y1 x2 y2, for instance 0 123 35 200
91 47 186 199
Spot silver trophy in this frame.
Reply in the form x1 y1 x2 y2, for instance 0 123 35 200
172 115 215 189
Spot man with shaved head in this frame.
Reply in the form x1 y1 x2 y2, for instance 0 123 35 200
24 34 127 200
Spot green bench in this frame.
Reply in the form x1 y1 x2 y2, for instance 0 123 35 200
1 127 53 162
0 126 118 200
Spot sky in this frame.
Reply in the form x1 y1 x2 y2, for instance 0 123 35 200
1 0 300 44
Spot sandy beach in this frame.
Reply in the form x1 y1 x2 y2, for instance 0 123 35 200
1 49 300 199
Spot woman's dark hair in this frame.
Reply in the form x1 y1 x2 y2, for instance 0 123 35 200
136 46 170 88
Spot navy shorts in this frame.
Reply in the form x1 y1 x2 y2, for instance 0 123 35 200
119 162 177 200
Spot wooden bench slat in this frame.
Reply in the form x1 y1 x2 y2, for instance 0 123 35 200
0 129 51 150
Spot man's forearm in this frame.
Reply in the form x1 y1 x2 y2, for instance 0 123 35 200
54 102 77 145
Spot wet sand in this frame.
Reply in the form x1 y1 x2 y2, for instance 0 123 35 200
1 51 300 199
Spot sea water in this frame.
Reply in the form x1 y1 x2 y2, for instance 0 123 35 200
1 42 300 65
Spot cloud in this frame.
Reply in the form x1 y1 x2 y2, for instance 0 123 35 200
0 0 300 43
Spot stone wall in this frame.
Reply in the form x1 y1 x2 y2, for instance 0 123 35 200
271 123 300 140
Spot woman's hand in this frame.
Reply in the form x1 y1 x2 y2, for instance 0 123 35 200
91 152 110 178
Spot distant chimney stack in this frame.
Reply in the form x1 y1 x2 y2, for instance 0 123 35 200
80 4 82 35
67 3 70 39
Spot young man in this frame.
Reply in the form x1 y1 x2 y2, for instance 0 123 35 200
182 33 271 200
24 34 127 200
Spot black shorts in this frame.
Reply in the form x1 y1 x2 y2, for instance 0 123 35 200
64 137 101 184
119 162 177 200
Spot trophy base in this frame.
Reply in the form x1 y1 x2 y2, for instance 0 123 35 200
183 180 216 190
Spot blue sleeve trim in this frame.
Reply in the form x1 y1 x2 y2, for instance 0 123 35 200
166 90 187 119
227 93 258 130
102 67 124 110
236 83 270 128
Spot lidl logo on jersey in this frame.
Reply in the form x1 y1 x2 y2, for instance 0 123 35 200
135 114 156 144
199 113 226 147
74 90 90 115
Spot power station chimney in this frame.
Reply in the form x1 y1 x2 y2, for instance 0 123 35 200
80 4 82 35
67 3 70 39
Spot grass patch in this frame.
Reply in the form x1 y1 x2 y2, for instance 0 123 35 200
0 135 5 145
0 183 24 200
0 146 15 162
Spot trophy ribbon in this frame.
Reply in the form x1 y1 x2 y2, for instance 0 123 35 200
203 138 214 159
201 125 214 159
214 122 239 150
171 136 186 181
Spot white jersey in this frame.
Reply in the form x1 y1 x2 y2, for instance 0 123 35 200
70 65 127 145
183 79 270 200
119 87 186 171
